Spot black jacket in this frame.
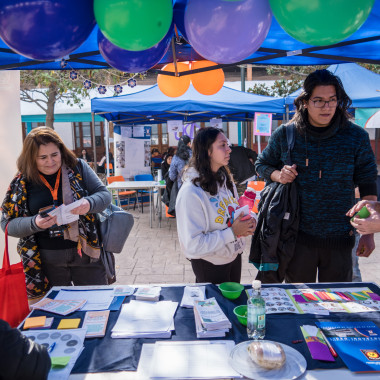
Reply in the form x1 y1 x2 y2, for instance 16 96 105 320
249 181 299 283
0 319 51 380
228 146 257 183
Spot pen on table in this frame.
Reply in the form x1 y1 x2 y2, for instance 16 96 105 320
48 342 56 354
319 329 338 358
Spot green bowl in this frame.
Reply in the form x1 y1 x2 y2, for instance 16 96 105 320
233 305 248 326
218 282 244 300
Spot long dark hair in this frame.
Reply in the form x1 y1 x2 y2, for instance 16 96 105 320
291 69 352 132
189 127 233 196
17 126 78 185
176 135 191 161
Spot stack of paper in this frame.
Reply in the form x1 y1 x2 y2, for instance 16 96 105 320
180 286 206 308
135 286 161 301
31 298 87 316
55 289 114 311
148 341 241 379
111 300 178 338
193 298 231 338
82 310 110 338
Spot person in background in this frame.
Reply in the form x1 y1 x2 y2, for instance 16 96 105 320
80 148 92 163
169 135 192 189
1 127 112 300
151 148 163 170
176 127 256 284
0 319 51 380
228 145 258 196
97 150 114 174
161 152 173 180
255 69 377 283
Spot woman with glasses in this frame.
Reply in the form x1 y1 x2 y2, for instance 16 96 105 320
254 69 377 284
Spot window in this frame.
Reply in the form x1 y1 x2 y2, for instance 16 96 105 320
73 121 105 160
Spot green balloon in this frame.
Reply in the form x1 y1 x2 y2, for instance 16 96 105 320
94 0 173 51
269 0 375 46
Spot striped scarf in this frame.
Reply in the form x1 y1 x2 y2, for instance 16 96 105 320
1 164 101 299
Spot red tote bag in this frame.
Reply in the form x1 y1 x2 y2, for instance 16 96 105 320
0 225 30 327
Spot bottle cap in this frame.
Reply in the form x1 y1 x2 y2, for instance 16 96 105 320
243 189 256 200
252 280 261 289
357 206 370 219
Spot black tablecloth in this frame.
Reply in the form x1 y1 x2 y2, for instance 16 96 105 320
27 282 380 373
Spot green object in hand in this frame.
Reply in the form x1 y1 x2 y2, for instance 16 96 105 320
352 205 370 221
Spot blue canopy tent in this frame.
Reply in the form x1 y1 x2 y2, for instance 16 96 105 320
91 84 286 125
0 0 380 71
285 63 380 108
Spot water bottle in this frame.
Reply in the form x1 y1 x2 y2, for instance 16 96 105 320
238 188 256 210
247 280 266 340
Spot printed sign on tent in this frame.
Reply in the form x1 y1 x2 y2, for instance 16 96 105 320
254 113 272 136
210 118 223 129
167 120 183 133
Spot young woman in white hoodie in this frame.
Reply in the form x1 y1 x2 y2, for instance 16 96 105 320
176 127 256 284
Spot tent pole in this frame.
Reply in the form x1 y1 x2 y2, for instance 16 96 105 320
105 120 110 177
240 66 245 92
171 37 178 76
286 105 290 122
91 112 97 175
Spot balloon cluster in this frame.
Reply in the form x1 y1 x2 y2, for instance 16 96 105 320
0 0 375 75
157 61 224 98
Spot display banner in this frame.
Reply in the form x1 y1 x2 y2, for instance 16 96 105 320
355 108 380 128
114 125 151 179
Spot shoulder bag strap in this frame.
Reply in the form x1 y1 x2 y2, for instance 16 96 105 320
285 124 296 166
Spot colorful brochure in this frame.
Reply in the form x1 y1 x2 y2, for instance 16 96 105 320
316 321 380 372
300 325 335 362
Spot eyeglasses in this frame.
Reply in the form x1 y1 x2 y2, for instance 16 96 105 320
310 99 338 108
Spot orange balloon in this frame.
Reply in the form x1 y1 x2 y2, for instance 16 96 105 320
191 60 224 95
157 62 191 97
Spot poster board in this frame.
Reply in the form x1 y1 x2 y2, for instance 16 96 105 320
114 125 151 179
254 112 272 136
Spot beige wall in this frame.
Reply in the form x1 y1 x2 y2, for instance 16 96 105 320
0 71 22 264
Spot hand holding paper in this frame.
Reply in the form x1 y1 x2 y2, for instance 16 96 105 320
48 199 87 225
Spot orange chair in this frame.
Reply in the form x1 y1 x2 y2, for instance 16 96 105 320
247 180 265 214
107 175 136 209
105 163 113 176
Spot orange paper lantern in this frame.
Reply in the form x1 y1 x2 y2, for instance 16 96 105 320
157 62 190 97
191 60 224 95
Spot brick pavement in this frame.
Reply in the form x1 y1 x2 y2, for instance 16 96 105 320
115 206 380 285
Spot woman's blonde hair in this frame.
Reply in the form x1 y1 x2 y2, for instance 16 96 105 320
17 127 78 184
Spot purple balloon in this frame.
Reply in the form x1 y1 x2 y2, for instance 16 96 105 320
98 25 173 73
184 0 272 64
0 0 95 61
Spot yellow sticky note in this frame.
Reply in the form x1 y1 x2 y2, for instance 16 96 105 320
57 318 81 329
24 316 46 329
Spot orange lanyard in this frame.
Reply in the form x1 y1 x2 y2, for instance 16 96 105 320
39 168 61 205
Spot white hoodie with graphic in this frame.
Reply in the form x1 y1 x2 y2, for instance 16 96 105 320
176 168 246 265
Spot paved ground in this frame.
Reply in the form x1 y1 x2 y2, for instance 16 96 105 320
114 204 380 286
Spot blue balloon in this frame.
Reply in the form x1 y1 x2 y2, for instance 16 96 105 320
98 25 173 73
0 0 95 60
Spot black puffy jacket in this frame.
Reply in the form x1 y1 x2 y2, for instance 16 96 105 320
0 319 51 380
249 180 299 283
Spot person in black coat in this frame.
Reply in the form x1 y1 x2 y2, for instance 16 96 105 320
228 145 258 184
0 319 51 380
